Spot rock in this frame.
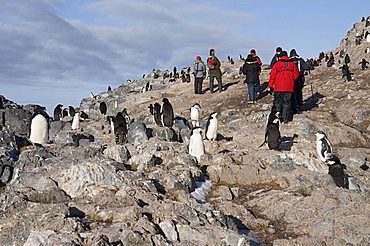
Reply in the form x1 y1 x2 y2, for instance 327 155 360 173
4 108 32 137
159 220 178 242
129 153 158 171
211 185 233 201
103 144 130 162
49 121 64 141
127 122 149 146
25 188 71 204
180 128 191 143
152 127 176 141
54 131 95 147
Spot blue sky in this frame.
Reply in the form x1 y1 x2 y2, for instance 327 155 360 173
0 0 369 113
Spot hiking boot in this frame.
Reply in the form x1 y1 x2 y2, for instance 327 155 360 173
247 101 254 104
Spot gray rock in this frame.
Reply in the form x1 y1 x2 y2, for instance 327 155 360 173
25 188 71 204
49 121 64 141
180 128 191 143
127 122 148 146
129 153 157 171
152 127 176 141
211 185 233 201
54 131 94 147
159 220 178 243
103 144 130 162
4 108 32 136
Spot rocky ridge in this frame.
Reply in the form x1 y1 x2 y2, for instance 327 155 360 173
0 19 370 246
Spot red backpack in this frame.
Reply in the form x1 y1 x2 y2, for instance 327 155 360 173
207 57 215 70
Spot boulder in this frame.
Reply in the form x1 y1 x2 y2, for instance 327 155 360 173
4 108 32 136
103 144 130 163
127 122 148 146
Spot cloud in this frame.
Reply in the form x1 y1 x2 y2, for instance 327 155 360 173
0 0 273 112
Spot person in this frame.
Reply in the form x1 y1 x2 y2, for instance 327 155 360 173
359 58 369 70
249 49 263 95
242 54 261 103
270 47 282 68
207 49 223 93
193 56 206 94
268 51 299 123
289 49 309 114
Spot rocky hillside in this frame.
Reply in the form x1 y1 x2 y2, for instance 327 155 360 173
330 16 370 67
1 20 370 245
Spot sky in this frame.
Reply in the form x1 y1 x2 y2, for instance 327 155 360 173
1 0 369 113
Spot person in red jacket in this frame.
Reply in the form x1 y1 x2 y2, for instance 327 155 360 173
268 51 299 123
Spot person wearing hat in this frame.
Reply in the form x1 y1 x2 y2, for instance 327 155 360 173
289 49 309 114
242 54 261 103
249 49 263 96
193 56 206 94
270 47 282 68
268 50 299 123
207 49 223 93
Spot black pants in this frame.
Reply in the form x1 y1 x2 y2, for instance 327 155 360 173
194 77 203 94
273 92 292 123
292 76 304 113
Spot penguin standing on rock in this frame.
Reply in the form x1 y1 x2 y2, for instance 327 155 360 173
327 155 347 188
62 108 69 118
190 103 201 128
114 112 128 144
205 112 218 141
30 106 49 145
122 108 131 130
99 102 107 116
161 98 174 128
316 130 333 162
68 106 76 117
71 112 80 130
153 103 163 127
189 128 205 162
53 104 63 121
259 106 280 150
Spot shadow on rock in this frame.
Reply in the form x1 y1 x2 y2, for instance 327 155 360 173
216 134 233 142
302 91 325 112
279 134 298 151
223 81 239 91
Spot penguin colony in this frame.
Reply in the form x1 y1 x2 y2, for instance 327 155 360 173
26 45 368 193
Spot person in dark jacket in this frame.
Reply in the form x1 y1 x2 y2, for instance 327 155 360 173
242 54 261 103
289 49 309 114
270 47 282 68
359 58 369 70
207 49 223 93
268 51 299 123
193 56 206 94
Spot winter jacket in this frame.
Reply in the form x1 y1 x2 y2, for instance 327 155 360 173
207 55 222 76
268 56 299 93
242 57 260 84
289 55 309 74
270 53 280 68
193 60 206 78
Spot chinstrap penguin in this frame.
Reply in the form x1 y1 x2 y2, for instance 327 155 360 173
189 128 205 162
316 130 333 162
205 112 218 141
190 103 201 128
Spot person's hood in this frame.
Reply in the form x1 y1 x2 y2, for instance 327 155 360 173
194 59 203 64
289 49 298 57
246 56 257 63
279 55 290 61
